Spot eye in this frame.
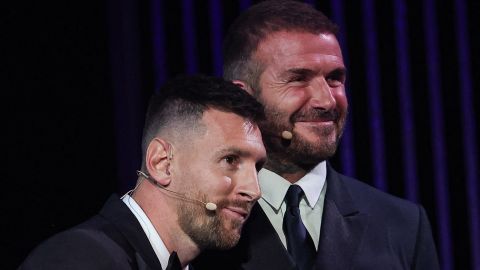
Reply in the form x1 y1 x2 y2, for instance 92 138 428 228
326 77 342 87
287 74 308 83
326 70 346 87
283 69 313 84
223 155 240 166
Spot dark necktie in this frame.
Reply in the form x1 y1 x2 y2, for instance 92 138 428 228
166 251 182 270
283 185 316 270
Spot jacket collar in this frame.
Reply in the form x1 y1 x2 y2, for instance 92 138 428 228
314 164 369 269
238 203 297 270
99 194 163 269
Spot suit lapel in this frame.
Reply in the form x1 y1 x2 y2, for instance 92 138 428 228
315 166 369 270
239 203 296 270
100 195 163 270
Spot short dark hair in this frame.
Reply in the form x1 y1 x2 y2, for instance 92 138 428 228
141 75 264 163
223 0 338 90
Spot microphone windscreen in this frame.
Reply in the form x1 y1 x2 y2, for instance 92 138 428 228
281 130 293 140
206 202 217 211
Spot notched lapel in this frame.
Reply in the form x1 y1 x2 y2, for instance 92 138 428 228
315 199 369 270
240 204 296 270
314 166 369 270
100 195 163 270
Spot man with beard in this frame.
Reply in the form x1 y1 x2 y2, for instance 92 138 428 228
19 75 267 270
194 1 439 269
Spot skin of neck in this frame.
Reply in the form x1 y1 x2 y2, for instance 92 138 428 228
263 152 317 184
132 179 200 268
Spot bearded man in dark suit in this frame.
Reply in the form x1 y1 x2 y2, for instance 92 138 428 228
194 1 440 269
19 76 267 270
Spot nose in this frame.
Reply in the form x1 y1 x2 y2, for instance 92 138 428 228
307 77 336 111
236 166 261 202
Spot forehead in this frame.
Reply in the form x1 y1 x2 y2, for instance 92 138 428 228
197 109 263 147
254 31 344 68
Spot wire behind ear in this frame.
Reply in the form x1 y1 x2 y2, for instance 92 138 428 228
168 147 173 160
166 143 174 175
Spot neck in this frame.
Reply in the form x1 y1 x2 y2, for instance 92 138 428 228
264 154 312 183
133 184 200 268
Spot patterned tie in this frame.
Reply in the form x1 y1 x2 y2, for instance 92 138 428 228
166 251 182 270
283 185 316 270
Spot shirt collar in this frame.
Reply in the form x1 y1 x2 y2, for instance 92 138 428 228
122 195 172 270
259 161 327 210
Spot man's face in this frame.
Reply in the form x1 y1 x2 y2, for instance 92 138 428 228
172 109 266 250
252 31 348 165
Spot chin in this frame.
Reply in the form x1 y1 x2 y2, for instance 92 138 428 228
289 136 338 163
215 232 241 250
301 134 338 150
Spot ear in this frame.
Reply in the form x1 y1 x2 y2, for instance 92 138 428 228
145 138 173 186
232 80 255 96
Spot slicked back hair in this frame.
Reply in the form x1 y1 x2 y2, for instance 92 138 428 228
223 0 338 92
141 75 265 168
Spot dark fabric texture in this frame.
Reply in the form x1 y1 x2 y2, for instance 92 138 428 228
193 164 440 270
18 195 163 270
283 185 316 270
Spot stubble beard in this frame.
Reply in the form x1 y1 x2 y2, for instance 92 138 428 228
177 192 248 250
260 105 346 171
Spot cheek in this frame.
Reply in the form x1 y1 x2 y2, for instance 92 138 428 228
262 89 308 116
221 176 233 189
333 88 348 111
282 89 308 107
207 174 233 195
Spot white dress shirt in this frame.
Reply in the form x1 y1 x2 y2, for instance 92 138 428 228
122 194 189 270
257 161 327 249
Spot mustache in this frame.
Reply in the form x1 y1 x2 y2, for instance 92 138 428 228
291 109 339 122
215 199 253 213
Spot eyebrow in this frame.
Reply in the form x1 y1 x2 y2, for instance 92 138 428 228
217 147 254 158
217 147 267 163
329 67 348 77
281 68 316 79
281 66 348 78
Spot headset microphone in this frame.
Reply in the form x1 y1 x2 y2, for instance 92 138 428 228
136 170 217 211
281 130 293 140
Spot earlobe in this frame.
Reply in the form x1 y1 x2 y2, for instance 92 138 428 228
145 138 173 186
232 80 255 95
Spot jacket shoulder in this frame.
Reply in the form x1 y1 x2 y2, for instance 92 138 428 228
331 170 439 269
19 216 135 270
329 167 419 214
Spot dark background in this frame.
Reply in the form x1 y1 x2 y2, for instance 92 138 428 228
4 0 479 269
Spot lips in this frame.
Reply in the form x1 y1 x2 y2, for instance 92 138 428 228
295 119 336 128
295 115 337 123
222 206 249 221
294 120 337 137
292 109 339 123
297 119 335 124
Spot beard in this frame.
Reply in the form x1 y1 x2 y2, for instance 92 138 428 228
260 105 347 167
177 192 251 250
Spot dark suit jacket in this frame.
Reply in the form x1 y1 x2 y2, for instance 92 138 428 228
194 165 440 270
19 195 163 270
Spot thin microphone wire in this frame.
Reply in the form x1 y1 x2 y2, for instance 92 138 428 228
136 170 217 210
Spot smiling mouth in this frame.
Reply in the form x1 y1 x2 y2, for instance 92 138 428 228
296 120 335 127
294 121 338 137
222 207 249 221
